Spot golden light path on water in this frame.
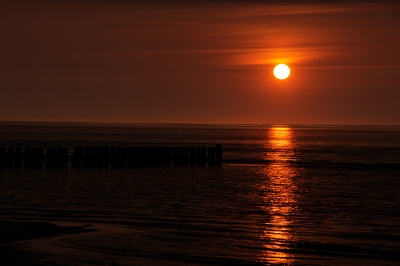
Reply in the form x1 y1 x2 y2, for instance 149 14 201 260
259 127 297 264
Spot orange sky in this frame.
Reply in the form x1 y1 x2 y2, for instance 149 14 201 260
1 0 400 124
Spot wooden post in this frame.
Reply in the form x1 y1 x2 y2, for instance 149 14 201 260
127 147 133 167
37 148 44 168
51 147 56 168
216 144 222 166
196 147 201 166
15 147 22 169
166 147 172 166
121 147 127 167
46 148 52 168
24 147 31 169
151 147 157 166
7 147 14 169
183 147 189 166
189 146 195 166
0 147 6 169
115 147 126 167
144 147 151 167
90 147 97 168
31 147 37 168
208 146 216 166
83 147 90 167
56 147 62 167
136 147 143 166
51 147 56 167
133 147 139 167
115 147 121 167
0 145 222 169
103 147 110 168
173 147 179 166
157 147 166 167
179 147 184 166
62 147 68 168
201 146 207 166
56 147 63 167
96 147 104 168
110 147 116 167
97 147 105 167
73 147 82 168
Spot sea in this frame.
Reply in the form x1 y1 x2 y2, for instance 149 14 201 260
0 122 399 266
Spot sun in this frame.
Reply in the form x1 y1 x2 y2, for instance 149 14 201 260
273 64 290 80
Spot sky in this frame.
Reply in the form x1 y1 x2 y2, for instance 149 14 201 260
1 0 399 125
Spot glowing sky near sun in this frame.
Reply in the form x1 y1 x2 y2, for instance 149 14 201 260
1 0 400 124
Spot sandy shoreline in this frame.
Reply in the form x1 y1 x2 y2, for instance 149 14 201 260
0 220 96 265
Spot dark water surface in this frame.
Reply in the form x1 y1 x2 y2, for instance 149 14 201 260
1 122 400 265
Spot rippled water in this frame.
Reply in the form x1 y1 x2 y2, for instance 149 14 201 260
1 123 400 265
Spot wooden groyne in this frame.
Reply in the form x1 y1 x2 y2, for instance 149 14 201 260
0 145 222 169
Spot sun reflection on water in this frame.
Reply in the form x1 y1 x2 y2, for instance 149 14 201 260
260 126 297 265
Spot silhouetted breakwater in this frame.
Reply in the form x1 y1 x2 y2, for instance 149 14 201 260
0 145 222 169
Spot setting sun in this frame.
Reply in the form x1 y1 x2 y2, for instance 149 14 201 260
273 64 290 80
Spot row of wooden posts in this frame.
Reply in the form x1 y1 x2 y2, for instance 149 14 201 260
0 145 222 169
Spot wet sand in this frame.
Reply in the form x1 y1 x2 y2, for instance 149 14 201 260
0 220 96 265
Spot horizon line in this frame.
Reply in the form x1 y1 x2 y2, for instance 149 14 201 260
1 120 399 128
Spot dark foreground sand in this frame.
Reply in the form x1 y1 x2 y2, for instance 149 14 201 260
0 220 96 265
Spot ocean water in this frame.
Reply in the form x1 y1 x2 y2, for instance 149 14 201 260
1 122 400 265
